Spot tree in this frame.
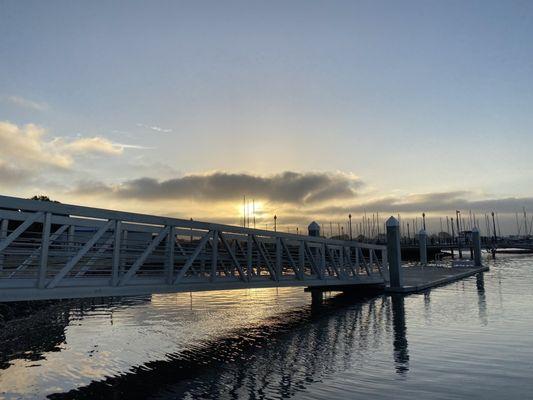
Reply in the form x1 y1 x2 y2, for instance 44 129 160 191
29 195 60 203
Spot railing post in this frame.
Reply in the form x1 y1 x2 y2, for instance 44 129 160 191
339 246 345 276
275 237 282 281
381 248 388 277
355 245 360 274
321 243 326 277
0 219 8 271
120 229 128 275
211 230 218 282
247 234 253 280
111 220 122 286
419 229 427 266
166 225 175 283
68 225 75 257
38 212 51 288
299 241 305 279
386 216 403 289
472 228 482 267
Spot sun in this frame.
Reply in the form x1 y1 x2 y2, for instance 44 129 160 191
238 198 264 227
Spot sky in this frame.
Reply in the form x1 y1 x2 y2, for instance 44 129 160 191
1 0 533 235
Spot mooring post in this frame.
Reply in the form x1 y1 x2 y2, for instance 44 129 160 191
419 229 427 266
386 216 403 289
472 228 482 267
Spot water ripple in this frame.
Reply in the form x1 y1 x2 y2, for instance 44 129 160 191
0 255 532 399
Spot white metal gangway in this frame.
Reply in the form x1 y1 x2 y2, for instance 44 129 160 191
0 195 388 302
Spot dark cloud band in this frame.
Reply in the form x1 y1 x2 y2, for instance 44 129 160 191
72 171 362 204
309 192 533 215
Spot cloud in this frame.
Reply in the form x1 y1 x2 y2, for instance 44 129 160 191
71 171 363 204
69 180 113 194
5 95 48 111
0 160 33 185
0 121 124 173
309 191 533 216
136 123 172 133
58 136 123 155
0 121 72 169
113 142 155 150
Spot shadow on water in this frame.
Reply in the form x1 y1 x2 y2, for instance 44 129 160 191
0 296 151 371
39 292 410 400
0 303 70 370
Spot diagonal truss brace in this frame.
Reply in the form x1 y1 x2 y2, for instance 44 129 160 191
325 245 342 279
218 232 246 281
119 226 170 286
343 246 358 278
303 242 322 279
279 238 301 279
48 220 114 288
9 224 69 277
0 212 43 254
174 230 212 284
357 247 372 276
252 235 277 280
76 234 115 277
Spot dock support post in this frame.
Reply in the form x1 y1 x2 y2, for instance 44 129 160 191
386 217 403 289
419 229 427 266
472 228 482 267
311 290 323 305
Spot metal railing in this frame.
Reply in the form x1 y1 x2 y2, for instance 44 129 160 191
0 195 388 301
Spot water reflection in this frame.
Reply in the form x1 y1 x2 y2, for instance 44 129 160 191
476 273 488 326
42 294 405 400
5 256 533 399
0 304 69 370
391 295 409 375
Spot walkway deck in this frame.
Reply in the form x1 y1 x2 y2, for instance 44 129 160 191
386 265 489 293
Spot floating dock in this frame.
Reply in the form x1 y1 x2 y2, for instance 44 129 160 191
386 264 489 294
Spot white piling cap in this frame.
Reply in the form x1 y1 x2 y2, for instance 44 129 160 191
386 216 399 227
308 221 320 230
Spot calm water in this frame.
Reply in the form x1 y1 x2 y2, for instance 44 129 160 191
1 254 533 399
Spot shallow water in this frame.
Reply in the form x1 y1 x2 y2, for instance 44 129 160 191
1 254 532 399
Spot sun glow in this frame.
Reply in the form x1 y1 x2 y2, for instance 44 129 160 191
238 198 264 228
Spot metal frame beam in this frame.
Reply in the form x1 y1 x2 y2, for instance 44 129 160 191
0 195 388 302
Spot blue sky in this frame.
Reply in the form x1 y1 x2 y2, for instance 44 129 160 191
1 1 532 232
